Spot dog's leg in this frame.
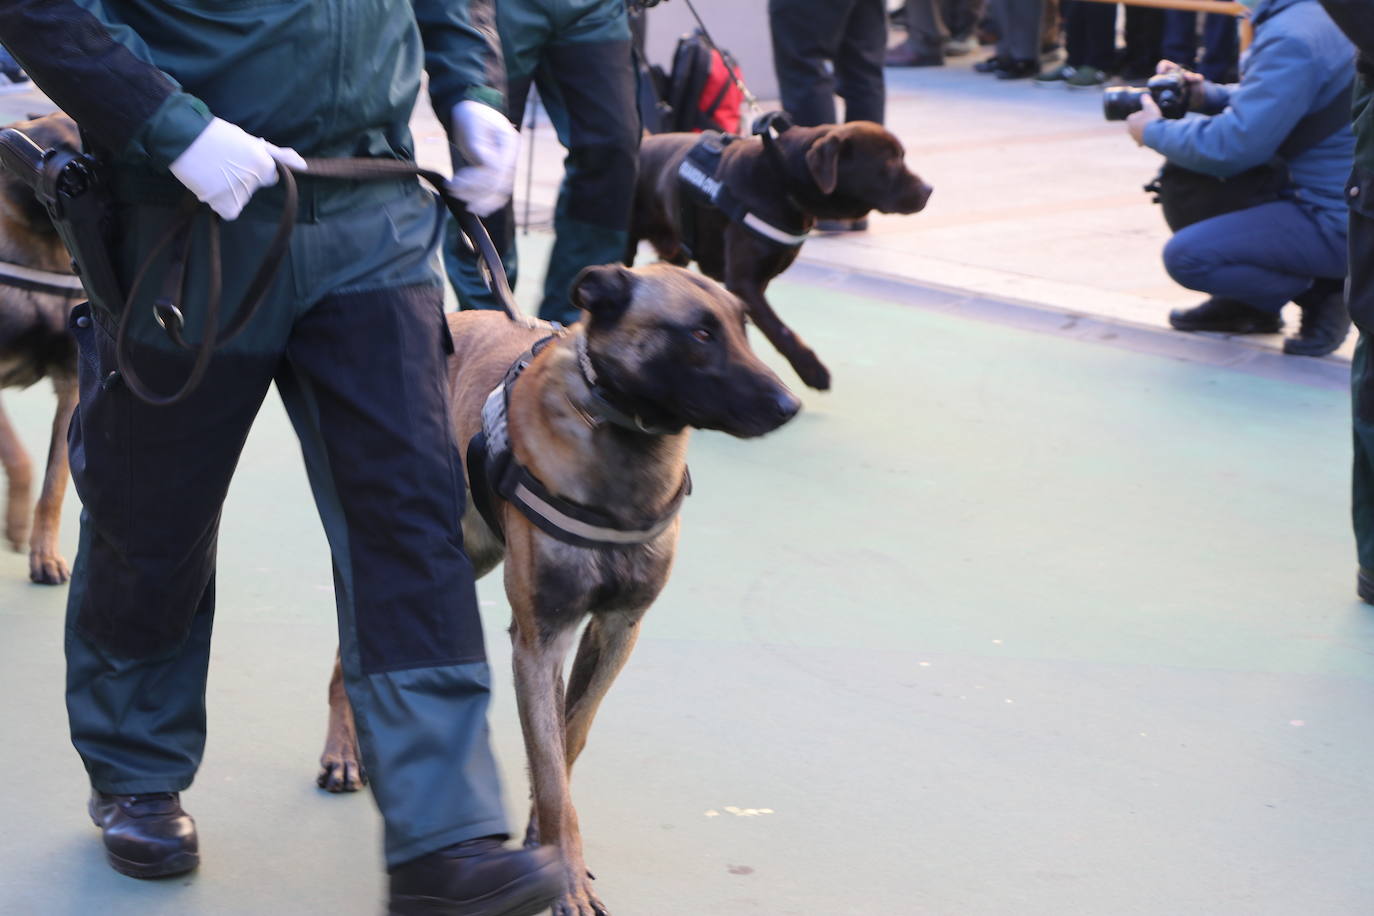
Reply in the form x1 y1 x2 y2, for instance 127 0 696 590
0 394 33 554
317 650 367 793
28 374 76 584
727 267 832 391
512 619 607 916
562 613 641 773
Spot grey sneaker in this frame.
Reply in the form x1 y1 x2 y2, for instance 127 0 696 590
1033 64 1076 87
1065 66 1108 89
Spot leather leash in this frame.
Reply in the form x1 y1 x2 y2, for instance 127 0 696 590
118 157 528 406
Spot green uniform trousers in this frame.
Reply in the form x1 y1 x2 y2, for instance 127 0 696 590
65 177 507 867
445 0 639 324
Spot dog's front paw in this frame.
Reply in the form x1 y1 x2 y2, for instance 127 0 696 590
553 882 610 916
28 546 69 585
790 349 832 391
317 750 367 793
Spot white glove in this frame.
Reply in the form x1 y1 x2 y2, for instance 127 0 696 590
447 100 519 218
169 117 307 221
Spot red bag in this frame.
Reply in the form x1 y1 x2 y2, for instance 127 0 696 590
666 30 744 134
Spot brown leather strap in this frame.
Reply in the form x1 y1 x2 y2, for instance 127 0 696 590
116 157 521 406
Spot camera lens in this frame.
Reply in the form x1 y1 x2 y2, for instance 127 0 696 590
1102 87 1147 122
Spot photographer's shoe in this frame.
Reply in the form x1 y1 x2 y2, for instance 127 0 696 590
388 837 562 916
1284 286 1350 357
1168 298 1282 334
89 791 199 878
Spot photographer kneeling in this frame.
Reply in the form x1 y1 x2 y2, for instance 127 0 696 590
1123 0 1356 357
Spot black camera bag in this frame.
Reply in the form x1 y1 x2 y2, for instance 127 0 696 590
1149 79 1355 231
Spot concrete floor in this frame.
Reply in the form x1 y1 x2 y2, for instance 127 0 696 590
2 248 1373 914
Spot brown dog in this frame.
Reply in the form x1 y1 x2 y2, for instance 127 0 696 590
0 113 82 584
319 263 800 915
631 120 932 391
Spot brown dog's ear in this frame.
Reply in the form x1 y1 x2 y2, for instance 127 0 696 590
804 132 843 195
571 264 636 322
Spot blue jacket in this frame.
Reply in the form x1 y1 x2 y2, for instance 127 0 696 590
1144 0 1356 235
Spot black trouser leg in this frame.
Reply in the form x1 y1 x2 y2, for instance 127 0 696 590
835 0 887 124
1348 205 1374 584
276 282 506 866
769 0 854 126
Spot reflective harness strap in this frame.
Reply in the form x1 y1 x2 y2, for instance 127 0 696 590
467 337 692 549
0 260 83 298
676 130 809 256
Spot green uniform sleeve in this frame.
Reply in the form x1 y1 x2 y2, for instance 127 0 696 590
0 0 212 167
412 0 507 126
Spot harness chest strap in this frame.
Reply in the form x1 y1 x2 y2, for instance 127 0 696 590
0 260 84 298
466 337 692 549
677 131 809 253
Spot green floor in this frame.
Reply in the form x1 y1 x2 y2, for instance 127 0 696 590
2 245 1372 915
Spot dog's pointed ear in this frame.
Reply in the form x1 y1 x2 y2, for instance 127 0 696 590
572 264 636 322
804 132 843 195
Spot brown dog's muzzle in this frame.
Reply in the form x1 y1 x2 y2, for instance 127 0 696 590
883 176 934 215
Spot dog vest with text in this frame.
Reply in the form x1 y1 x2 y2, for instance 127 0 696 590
676 131 809 256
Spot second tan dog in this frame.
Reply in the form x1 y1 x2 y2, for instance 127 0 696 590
319 263 800 915
0 112 83 584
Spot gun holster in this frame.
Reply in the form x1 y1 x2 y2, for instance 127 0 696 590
0 128 124 314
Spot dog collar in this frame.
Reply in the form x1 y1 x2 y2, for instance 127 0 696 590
573 334 681 436
677 131 810 252
0 260 84 298
465 336 692 549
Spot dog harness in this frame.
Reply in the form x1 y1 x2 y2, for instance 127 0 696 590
676 126 809 256
0 260 83 299
466 335 692 549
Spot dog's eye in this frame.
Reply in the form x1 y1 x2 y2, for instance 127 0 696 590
691 328 713 343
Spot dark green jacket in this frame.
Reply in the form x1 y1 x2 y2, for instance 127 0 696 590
0 0 503 170
1317 0 1374 173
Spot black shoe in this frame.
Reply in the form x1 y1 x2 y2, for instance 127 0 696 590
1359 569 1374 605
389 837 563 916
88 791 199 879
995 58 1040 80
1168 298 1282 334
974 55 1008 73
1284 282 1350 357
885 45 943 67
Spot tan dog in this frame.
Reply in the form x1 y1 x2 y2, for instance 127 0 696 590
0 113 82 584
319 263 800 916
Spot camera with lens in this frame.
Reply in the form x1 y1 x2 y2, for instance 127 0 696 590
1103 73 1190 122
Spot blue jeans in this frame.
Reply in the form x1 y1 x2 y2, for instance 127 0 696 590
1162 200 1348 312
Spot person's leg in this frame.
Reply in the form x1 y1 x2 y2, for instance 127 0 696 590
279 189 508 867
535 0 639 323
990 0 1042 76
769 0 849 125
66 205 287 798
1122 6 1164 79
442 0 551 311
894 0 948 62
1162 201 1349 313
1199 13 1239 83
1162 11 1199 70
1061 1 1085 69
1081 0 1117 72
834 0 887 123
1350 207 1374 599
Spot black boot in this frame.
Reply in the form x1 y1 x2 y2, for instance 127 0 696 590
1358 569 1374 605
973 55 1008 73
1284 280 1351 357
388 837 563 916
88 791 199 879
1168 298 1282 334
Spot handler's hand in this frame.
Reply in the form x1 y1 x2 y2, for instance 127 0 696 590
449 100 519 218
1127 94 1162 147
169 117 306 221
